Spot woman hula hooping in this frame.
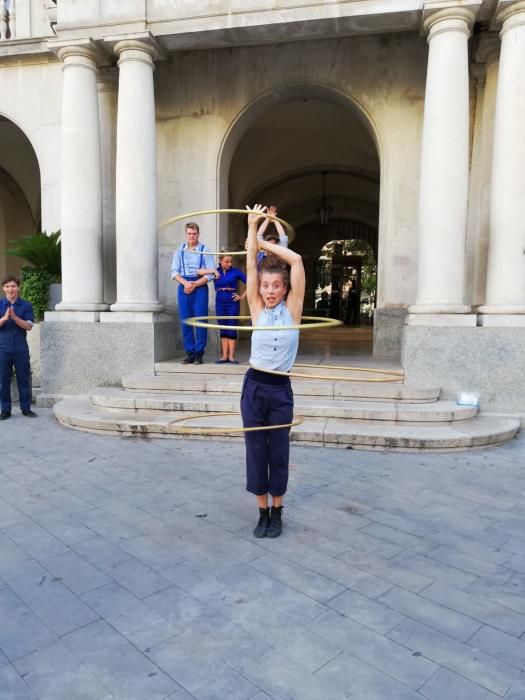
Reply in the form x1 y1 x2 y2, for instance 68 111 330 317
241 204 305 538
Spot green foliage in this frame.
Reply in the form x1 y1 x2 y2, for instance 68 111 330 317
6 230 61 279
20 269 53 321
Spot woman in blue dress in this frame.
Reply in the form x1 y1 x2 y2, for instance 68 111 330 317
198 251 246 364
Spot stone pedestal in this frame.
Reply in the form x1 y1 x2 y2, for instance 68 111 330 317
373 308 407 358
40 315 178 398
402 324 525 415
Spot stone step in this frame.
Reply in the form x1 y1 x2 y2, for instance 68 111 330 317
90 388 477 423
54 398 520 452
122 373 440 403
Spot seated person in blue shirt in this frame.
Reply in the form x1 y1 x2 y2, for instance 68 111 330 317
241 204 305 539
171 222 215 365
197 250 246 364
0 275 37 419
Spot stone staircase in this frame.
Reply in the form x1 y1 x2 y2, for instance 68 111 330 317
53 360 520 451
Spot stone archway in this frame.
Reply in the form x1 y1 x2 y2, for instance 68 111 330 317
0 116 41 279
217 84 380 354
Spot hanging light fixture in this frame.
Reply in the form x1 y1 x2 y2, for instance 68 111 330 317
316 171 333 225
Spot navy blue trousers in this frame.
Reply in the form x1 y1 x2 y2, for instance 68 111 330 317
240 371 293 497
216 297 240 339
0 344 31 412
178 282 209 354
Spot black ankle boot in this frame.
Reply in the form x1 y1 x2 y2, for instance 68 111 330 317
267 506 283 538
253 508 270 538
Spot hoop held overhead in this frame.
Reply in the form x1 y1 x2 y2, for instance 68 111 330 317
169 411 303 434
184 315 343 331
159 208 295 238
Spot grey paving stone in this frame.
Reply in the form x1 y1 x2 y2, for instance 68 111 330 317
31 510 96 545
416 488 482 513
148 639 258 700
359 522 439 555
327 588 405 634
506 676 525 700
426 528 512 565
310 609 438 689
388 619 520 696
71 536 132 571
466 577 525 615
428 545 514 585
378 585 482 642
1 520 69 561
73 507 145 543
337 548 435 593
422 666 502 699
248 552 346 602
316 651 424 700
391 550 478 589
144 585 216 627
227 648 348 700
0 532 31 566
1 558 99 636
116 535 186 572
13 641 109 700
0 500 31 529
41 550 112 595
0 587 56 661
0 664 37 700
81 582 178 651
0 650 7 668
106 557 172 599
469 625 525 671
219 563 327 624
421 581 525 637
300 551 393 598
61 620 178 700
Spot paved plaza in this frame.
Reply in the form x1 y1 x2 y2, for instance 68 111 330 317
1 410 525 699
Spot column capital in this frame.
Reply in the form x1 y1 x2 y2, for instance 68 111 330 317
422 1 481 38
50 38 110 68
496 1 525 32
104 32 166 63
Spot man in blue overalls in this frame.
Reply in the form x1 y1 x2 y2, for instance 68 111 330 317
0 275 37 419
171 222 215 364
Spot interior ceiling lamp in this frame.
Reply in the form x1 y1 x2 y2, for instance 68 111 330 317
317 171 333 225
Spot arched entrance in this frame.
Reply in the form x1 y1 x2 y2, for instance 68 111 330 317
0 116 41 279
218 85 380 358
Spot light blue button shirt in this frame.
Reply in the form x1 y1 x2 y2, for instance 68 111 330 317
171 243 215 280
249 301 299 372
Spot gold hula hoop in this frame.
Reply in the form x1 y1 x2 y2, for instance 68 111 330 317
251 366 404 383
182 249 247 256
294 363 404 378
169 411 303 434
160 208 296 238
184 315 343 331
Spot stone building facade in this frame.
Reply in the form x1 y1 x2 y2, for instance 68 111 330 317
0 0 523 417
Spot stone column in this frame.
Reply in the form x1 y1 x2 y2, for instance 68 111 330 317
479 0 525 323
110 39 163 312
465 38 500 307
409 3 479 318
55 44 107 313
97 68 118 306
